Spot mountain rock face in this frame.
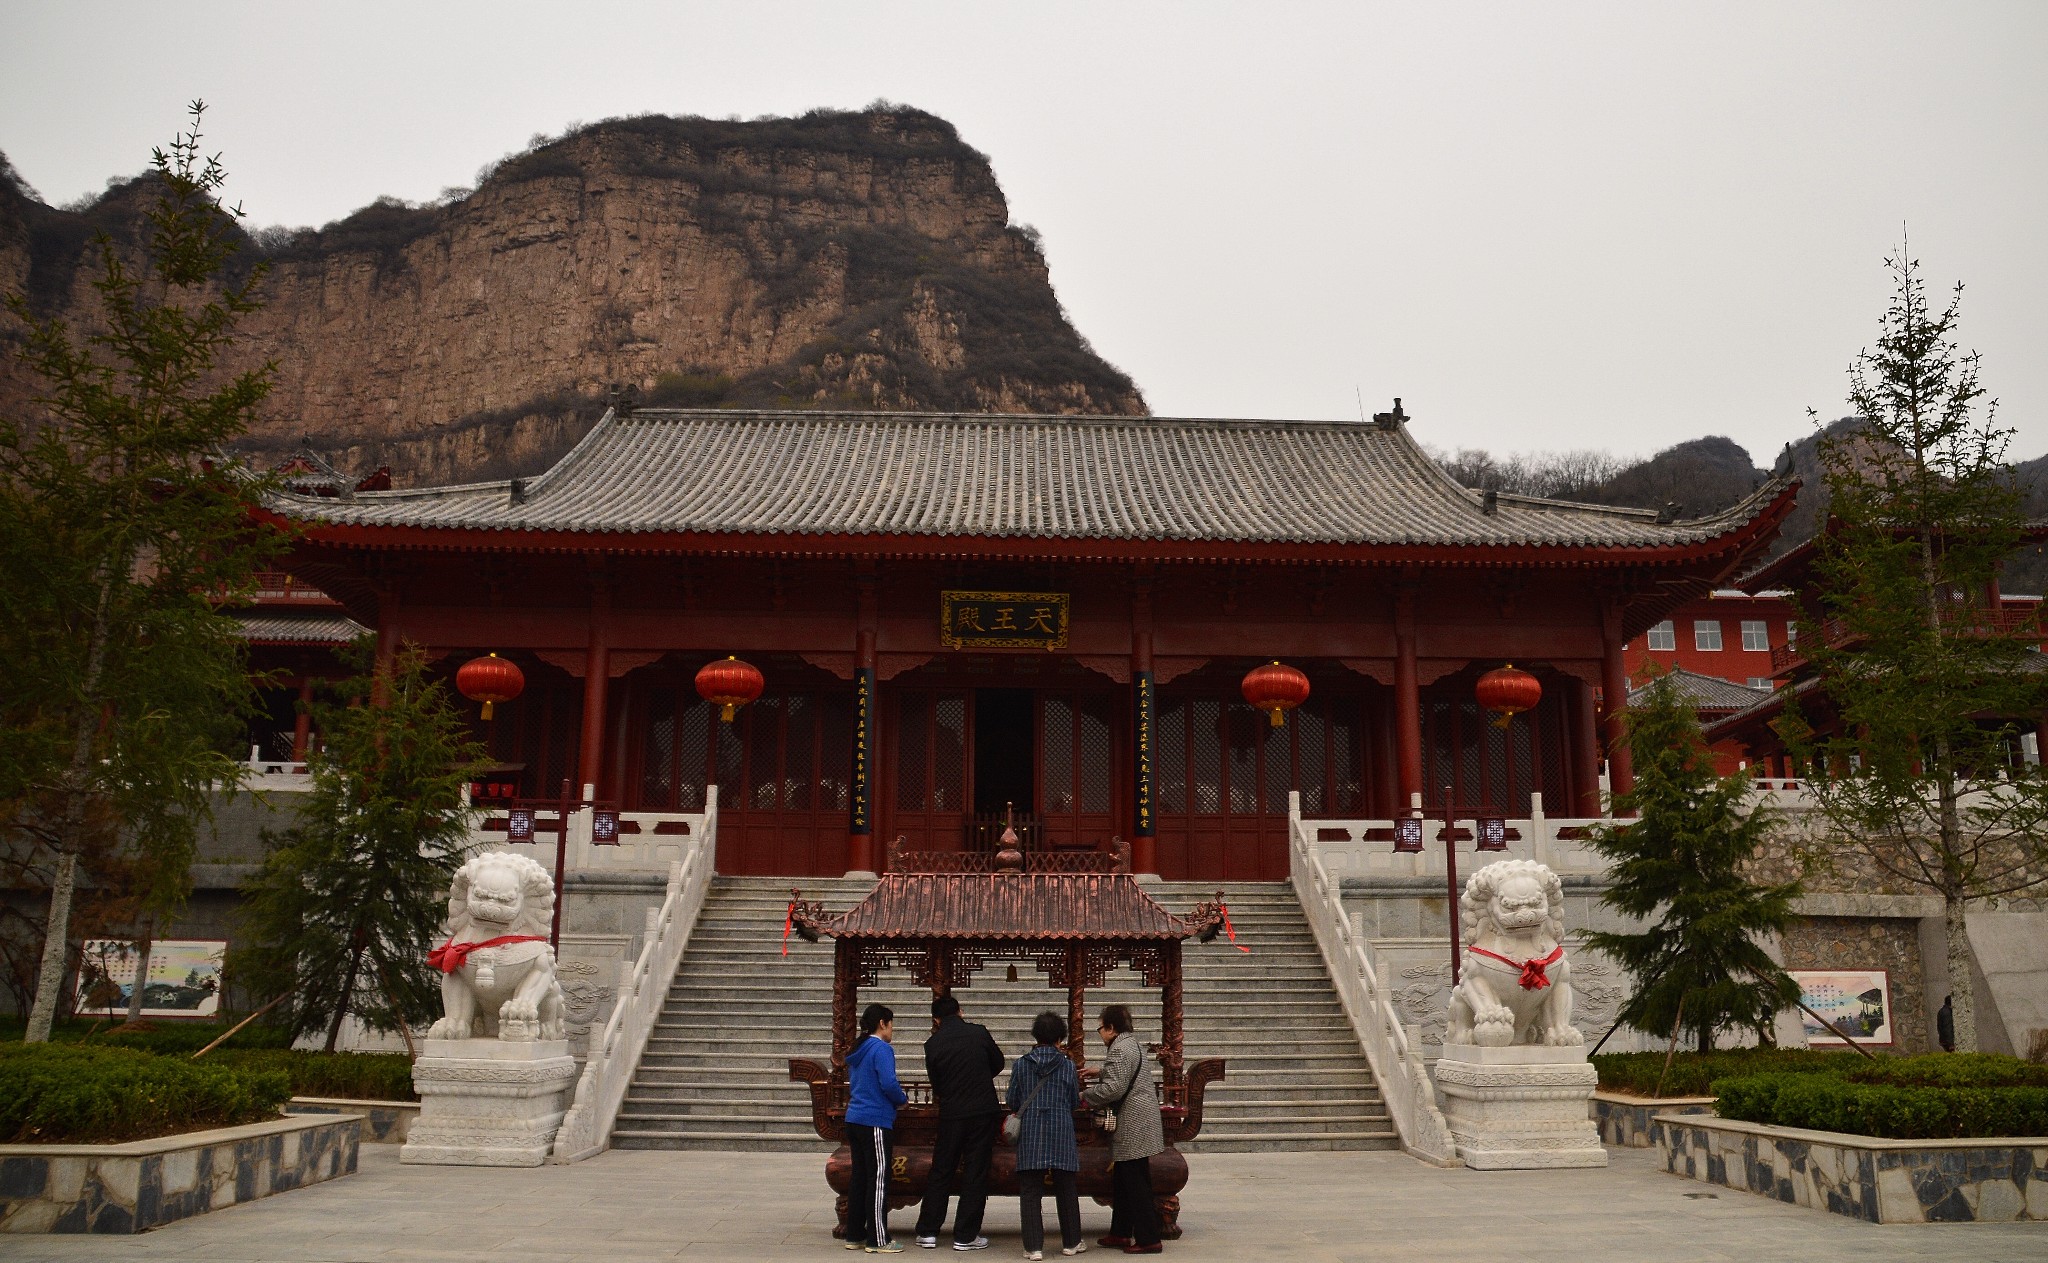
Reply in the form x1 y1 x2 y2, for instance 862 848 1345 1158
0 109 1145 484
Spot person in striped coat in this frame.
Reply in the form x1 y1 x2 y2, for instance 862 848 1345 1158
1007 1012 1083 1259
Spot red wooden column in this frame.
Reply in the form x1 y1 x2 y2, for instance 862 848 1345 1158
1599 599 1635 806
577 569 610 798
1394 575 1424 812
291 678 315 761
1570 678 1601 816
1130 571 1158 876
847 571 879 875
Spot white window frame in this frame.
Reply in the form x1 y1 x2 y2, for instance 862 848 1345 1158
1694 620 1723 652
1747 677 1774 690
1741 620 1769 652
1646 620 1676 652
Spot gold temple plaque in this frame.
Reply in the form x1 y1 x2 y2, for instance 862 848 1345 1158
939 590 1070 651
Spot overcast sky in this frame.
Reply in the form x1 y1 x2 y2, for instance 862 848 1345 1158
4 2 2043 466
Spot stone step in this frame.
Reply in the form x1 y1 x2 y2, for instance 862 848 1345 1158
617 879 1383 1154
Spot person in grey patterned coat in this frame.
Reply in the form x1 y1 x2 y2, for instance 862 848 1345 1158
1080 1005 1163 1253
1007 1012 1082 1259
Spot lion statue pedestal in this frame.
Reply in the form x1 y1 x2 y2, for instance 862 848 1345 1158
400 852 578 1168
1431 859 1606 1170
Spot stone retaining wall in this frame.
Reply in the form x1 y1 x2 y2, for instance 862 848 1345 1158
1588 1092 1714 1147
1652 1112 2048 1223
0 1113 359 1233
288 1097 419 1143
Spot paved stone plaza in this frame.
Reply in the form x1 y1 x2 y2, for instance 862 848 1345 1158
4 1145 2039 1262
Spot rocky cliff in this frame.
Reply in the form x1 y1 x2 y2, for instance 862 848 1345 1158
0 108 1145 484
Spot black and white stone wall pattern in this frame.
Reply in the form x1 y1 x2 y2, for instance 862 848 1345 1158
1654 1113 2048 1223
0 1114 360 1233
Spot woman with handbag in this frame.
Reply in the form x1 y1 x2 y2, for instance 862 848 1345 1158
1079 1004 1163 1254
1006 1011 1084 1260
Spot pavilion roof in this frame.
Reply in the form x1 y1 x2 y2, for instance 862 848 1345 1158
235 612 370 646
792 872 1221 942
1628 668 1772 716
271 408 1795 553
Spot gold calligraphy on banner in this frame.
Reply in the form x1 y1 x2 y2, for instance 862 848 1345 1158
938 590 1070 650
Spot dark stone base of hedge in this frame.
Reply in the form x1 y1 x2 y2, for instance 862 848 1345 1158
287 1097 418 1144
1653 1112 2048 1223
0 1114 359 1233
1589 1092 1715 1147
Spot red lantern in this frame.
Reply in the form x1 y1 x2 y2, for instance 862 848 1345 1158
695 655 765 722
1475 663 1542 729
1241 660 1311 727
457 652 525 720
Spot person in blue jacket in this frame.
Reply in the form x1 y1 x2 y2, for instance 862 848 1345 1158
845 1003 909 1253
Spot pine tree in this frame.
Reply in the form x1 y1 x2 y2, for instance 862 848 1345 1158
0 104 284 1041
1585 672 1803 1053
233 641 490 1049
1787 243 2048 1052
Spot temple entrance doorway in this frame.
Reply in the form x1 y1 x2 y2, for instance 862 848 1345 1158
972 688 1035 818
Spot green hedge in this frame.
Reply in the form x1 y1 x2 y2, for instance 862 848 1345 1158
0 1016 294 1054
1712 1068 2048 1140
1841 1052 2048 1090
213 1049 417 1102
1592 1049 1864 1097
0 1045 292 1144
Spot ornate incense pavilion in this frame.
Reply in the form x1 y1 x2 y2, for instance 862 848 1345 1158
785 834 1228 1238
268 404 1795 881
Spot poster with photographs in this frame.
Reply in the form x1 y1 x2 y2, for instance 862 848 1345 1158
1790 969 1892 1045
73 939 227 1019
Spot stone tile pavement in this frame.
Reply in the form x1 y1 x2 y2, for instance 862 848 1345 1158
3 1145 2039 1262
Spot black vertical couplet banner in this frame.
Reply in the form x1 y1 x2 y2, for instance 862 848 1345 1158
851 667 874 835
1133 670 1155 838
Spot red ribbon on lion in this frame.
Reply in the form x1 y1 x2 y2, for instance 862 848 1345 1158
427 934 548 974
1466 944 1564 990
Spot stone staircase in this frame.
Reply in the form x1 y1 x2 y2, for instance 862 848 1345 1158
609 877 1395 1153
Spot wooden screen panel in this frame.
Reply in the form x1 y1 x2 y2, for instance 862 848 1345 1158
1147 689 1382 881
1039 691 1116 851
1419 686 1571 816
491 674 582 799
886 690 968 858
631 683 851 876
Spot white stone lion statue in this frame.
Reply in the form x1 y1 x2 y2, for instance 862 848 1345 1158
425 851 565 1042
1445 858 1582 1048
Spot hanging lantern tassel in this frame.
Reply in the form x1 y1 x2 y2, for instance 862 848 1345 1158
1475 663 1543 729
456 652 526 721
696 655 766 724
1240 660 1311 728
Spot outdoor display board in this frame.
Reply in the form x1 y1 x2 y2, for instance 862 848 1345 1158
1790 968 1892 1045
73 939 227 1019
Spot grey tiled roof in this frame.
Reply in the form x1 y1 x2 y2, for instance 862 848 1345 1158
237 613 369 645
1629 668 1772 715
276 409 1789 549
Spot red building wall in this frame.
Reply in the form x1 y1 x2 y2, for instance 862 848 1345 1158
1625 591 1798 692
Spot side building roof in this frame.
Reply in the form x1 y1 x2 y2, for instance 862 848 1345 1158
268 408 1795 560
1628 667 1772 716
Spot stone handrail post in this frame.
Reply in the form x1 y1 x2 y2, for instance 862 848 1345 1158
549 785 720 1162
1287 792 1459 1165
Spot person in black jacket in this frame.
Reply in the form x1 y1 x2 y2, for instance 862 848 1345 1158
913 993 1004 1251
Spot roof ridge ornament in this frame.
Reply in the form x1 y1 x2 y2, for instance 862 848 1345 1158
1371 397 1408 431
